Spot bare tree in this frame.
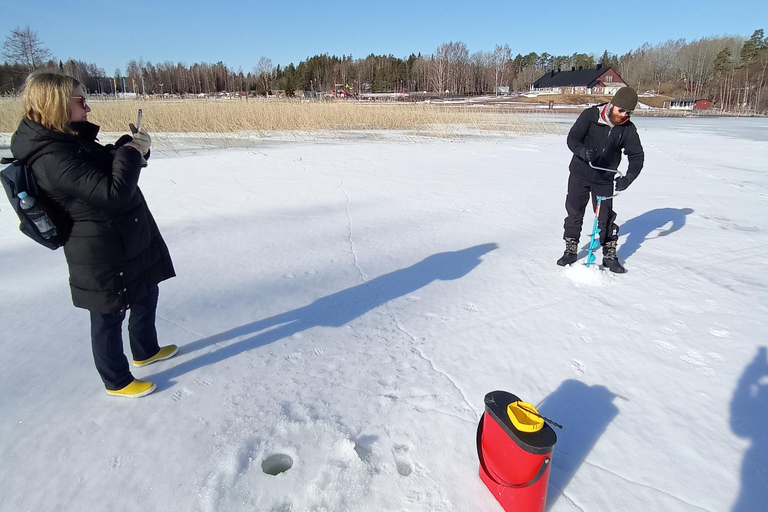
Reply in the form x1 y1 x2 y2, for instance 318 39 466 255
445 41 469 94
255 56 274 95
491 44 512 94
649 39 686 88
678 37 727 98
3 26 53 71
431 44 450 94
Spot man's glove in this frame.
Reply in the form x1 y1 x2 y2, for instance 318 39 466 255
582 147 599 162
127 126 151 156
615 176 630 191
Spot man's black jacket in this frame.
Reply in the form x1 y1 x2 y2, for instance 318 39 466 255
567 104 644 185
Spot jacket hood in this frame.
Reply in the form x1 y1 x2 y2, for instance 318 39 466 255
10 119 100 163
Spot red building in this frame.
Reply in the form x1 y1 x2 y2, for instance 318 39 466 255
670 98 712 110
532 65 628 95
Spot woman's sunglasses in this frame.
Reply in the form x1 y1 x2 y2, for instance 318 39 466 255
71 96 88 108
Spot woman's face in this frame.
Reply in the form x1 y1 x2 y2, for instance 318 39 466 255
70 85 91 122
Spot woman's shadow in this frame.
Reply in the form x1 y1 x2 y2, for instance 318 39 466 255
730 347 768 511
617 207 694 261
148 243 498 388
536 380 621 511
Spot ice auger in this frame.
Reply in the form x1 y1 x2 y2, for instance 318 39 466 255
585 163 626 268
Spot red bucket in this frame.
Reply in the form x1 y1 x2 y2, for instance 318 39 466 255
477 391 557 512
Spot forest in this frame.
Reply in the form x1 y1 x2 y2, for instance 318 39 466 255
2 27 767 112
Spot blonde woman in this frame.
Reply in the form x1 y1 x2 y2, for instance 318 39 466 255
10 71 177 398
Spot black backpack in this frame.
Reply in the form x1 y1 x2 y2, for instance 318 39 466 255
1 151 68 250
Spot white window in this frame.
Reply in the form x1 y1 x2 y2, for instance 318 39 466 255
605 75 613 83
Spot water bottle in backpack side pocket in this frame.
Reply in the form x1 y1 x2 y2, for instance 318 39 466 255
18 191 57 239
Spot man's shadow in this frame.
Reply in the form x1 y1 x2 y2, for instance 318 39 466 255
148 243 498 387
536 380 620 511
730 347 768 511
617 207 694 261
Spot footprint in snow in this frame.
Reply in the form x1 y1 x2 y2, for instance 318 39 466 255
570 360 585 374
681 350 715 376
172 389 192 402
110 455 132 470
393 444 414 477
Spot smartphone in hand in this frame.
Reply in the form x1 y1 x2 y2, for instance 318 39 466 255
136 109 142 132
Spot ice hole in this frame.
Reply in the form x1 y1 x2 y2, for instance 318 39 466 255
262 453 294 476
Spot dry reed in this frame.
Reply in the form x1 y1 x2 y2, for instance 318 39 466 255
0 97 559 135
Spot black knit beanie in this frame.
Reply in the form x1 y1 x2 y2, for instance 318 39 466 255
612 87 638 110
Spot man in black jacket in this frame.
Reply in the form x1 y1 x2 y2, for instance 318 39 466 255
557 86 644 273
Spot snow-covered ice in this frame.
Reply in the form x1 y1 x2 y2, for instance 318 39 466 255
1 115 766 511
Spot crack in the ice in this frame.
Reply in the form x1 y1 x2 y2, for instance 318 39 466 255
156 313 205 339
547 481 585 512
390 316 477 421
578 458 713 511
339 180 366 282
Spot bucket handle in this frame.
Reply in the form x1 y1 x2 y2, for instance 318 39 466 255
476 414 551 489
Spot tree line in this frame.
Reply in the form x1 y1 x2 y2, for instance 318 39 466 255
2 26 767 112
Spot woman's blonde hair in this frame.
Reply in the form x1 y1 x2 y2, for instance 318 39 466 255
22 71 81 134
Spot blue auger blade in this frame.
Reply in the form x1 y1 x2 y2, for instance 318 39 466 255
586 252 596 266
589 237 601 250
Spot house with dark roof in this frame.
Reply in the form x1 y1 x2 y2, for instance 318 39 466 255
532 65 627 95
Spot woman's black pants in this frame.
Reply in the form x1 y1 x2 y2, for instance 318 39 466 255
89 285 161 390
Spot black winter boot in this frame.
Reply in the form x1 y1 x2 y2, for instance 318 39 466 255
557 237 579 266
602 241 626 273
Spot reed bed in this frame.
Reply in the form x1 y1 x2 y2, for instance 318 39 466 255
0 97 560 135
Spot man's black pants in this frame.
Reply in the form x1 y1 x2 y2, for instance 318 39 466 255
90 285 161 390
563 173 619 246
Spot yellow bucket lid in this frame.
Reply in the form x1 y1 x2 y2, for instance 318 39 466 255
507 401 545 432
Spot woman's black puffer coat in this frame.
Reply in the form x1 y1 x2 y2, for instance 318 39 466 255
10 119 175 314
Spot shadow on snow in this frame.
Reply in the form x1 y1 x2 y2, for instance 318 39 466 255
617 207 694 261
730 346 768 511
538 380 621 511
575 208 694 263
148 243 498 388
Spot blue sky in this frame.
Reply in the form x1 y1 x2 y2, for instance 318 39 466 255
1 0 765 75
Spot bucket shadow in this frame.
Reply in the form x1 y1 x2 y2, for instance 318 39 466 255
730 346 768 511
148 243 498 388
617 207 694 261
536 380 620 511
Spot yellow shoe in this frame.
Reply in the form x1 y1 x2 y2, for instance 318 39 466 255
105 379 157 398
133 345 179 367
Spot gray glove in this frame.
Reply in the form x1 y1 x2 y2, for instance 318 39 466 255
127 127 151 156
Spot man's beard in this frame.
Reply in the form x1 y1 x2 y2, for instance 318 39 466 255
609 107 629 125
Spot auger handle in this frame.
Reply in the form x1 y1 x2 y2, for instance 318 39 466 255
589 162 626 178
